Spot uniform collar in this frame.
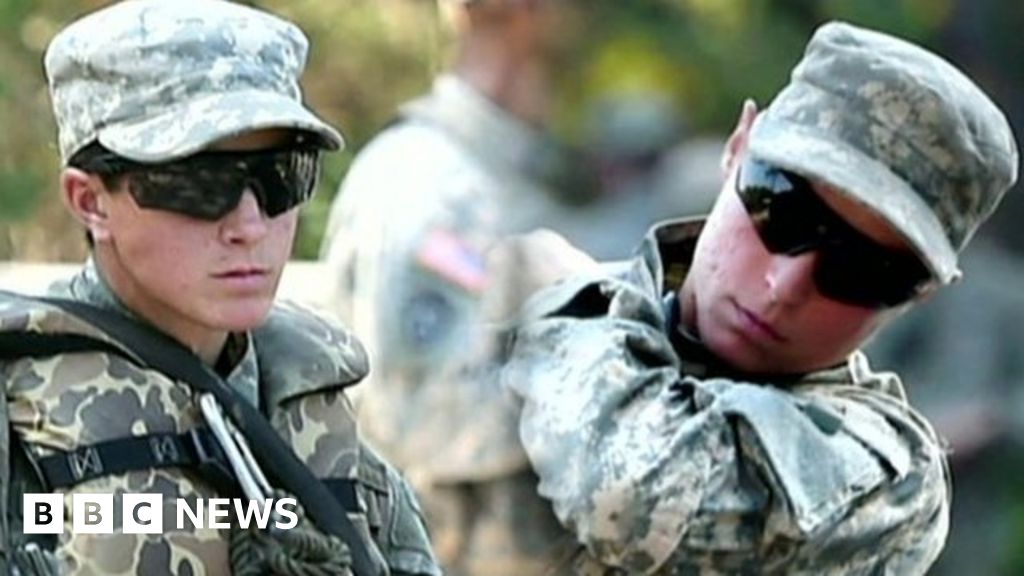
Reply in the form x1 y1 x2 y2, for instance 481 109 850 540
58 256 125 314
636 216 706 296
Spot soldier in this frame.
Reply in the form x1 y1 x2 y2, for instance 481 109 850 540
501 21 1018 574
319 0 591 573
0 1 439 575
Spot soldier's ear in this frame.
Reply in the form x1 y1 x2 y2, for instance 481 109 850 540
721 99 759 177
61 168 112 243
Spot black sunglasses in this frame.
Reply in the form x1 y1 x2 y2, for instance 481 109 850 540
78 146 322 221
735 157 932 308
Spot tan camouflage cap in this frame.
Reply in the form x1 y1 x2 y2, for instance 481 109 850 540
45 0 343 165
749 21 1018 284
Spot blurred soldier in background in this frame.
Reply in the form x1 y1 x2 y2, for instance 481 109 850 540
320 0 593 573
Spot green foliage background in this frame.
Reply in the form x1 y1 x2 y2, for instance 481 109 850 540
0 0 1020 261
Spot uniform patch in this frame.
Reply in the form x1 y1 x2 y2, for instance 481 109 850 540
416 229 488 293
401 291 456 351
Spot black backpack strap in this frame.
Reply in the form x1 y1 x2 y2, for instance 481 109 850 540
33 428 235 494
26 428 362 516
322 478 360 515
0 296 380 576
0 331 126 363
7 433 56 556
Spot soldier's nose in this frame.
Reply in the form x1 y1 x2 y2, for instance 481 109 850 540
219 190 269 244
765 251 818 305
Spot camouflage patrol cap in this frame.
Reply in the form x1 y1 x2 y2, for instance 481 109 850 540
748 21 1018 284
44 0 343 165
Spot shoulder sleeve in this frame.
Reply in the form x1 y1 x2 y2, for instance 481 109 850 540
320 125 497 374
357 444 442 576
255 300 369 408
502 282 949 574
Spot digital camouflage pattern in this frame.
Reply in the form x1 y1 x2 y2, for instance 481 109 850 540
749 21 1018 284
0 263 440 576
502 220 951 574
865 242 1024 576
320 75 591 574
44 0 343 165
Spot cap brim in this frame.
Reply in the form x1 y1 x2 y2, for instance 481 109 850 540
97 89 344 162
749 115 960 284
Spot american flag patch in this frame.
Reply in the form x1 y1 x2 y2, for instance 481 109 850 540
416 228 488 293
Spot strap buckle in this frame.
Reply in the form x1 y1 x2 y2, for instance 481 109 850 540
187 428 237 495
66 446 103 483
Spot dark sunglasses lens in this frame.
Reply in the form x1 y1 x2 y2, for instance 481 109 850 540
737 159 829 255
128 171 241 220
254 149 320 217
738 158 931 308
127 148 320 220
816 242 930 308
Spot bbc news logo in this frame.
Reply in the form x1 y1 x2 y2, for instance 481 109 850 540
24 494 298 534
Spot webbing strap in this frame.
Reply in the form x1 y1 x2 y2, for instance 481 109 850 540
33 431 362 511
35 428 234 492
0 292 379 576
322 478 360 515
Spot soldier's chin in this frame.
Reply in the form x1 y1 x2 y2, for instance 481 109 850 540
209 299 275 332
703 326 777 375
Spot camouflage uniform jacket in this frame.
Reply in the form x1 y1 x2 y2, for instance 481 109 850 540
502 219 952 575
0 261 440 576
320 74 575 481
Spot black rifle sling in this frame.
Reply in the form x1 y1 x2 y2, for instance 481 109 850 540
0 295 377 576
